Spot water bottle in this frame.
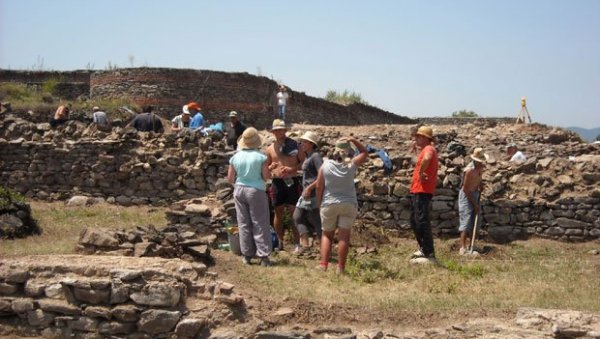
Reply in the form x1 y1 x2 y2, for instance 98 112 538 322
270 226 279 250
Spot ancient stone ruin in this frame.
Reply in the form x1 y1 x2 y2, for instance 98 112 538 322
0 186 40 239
1 68 599 337
0 255 242 338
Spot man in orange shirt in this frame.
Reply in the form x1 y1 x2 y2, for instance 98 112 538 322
409 126 438 263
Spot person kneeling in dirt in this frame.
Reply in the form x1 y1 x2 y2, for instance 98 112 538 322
227 127 273 267
293 131 323 255
50 103 71 128
91 106 111 132
458 147 488 255
126 105 164 133
316 137 367 273
506 143 526 163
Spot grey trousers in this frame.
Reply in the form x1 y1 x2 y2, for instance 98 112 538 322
234 185 272 258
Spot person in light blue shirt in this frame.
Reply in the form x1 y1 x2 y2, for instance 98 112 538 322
227 127 273 267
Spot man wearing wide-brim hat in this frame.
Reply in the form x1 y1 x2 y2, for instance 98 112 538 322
458 147 488 255
265 119 303 251
409 125 439 264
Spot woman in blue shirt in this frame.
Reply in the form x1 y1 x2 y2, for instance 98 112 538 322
227 127 273 266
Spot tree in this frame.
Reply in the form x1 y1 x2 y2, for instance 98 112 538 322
324 89 368 106
451 109 479 118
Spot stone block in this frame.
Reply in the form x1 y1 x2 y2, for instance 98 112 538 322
68 316 99 332
84 306 112 320
74 287 110 304
11 298 34 313
38 299 81 315
129 282 181 307
0 282 19 295
138 309 181 335
175 318 206 338
98 321 137 335
111 304 141 322
27 309 55 327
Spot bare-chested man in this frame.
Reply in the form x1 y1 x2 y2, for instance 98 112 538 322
458 147 488 255
266 119 303 251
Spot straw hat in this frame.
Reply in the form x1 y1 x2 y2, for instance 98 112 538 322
471 147 489 163
182 105 190 115
237 127 263 149
299 131 319 147
334 138 353 153
271 119 286 131
416 126 433 139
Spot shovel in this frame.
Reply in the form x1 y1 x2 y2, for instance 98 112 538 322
469 214 479 254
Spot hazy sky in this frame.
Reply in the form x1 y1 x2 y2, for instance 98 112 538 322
1 0 599 128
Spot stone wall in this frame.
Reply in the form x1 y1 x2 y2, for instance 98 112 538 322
358 183 600 242
418 117 516 126
1 68 416 127
0 123 599 242
90 68 415 128
0 134 229 205
0 255 242 338
0 70 91 100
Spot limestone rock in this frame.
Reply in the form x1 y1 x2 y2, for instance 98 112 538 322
138 309 181 335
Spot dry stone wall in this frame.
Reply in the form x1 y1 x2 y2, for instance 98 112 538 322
0 133 230 205
0 255 242 338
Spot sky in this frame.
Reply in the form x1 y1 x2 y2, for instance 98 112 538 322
1 0 599 128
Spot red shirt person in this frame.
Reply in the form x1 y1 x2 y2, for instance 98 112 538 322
409 126 439 262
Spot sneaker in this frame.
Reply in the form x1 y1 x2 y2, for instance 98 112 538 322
459 247 467 255
411 249 425 258
336 266 346 275
260 257 272 267
242 256 252 265
293 245 304 256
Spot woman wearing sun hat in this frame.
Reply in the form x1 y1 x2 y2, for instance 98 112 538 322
227 127 273 266
315 136 367 273
292 131 323 255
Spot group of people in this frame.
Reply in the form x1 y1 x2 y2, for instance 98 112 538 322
229 121 528 271
228 118 367 273
50 101 248 147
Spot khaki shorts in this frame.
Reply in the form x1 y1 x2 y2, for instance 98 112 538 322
320 202 358 232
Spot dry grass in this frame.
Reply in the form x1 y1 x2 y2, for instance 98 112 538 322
0 201 166 256
2 201 599 321
221 237 600 318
